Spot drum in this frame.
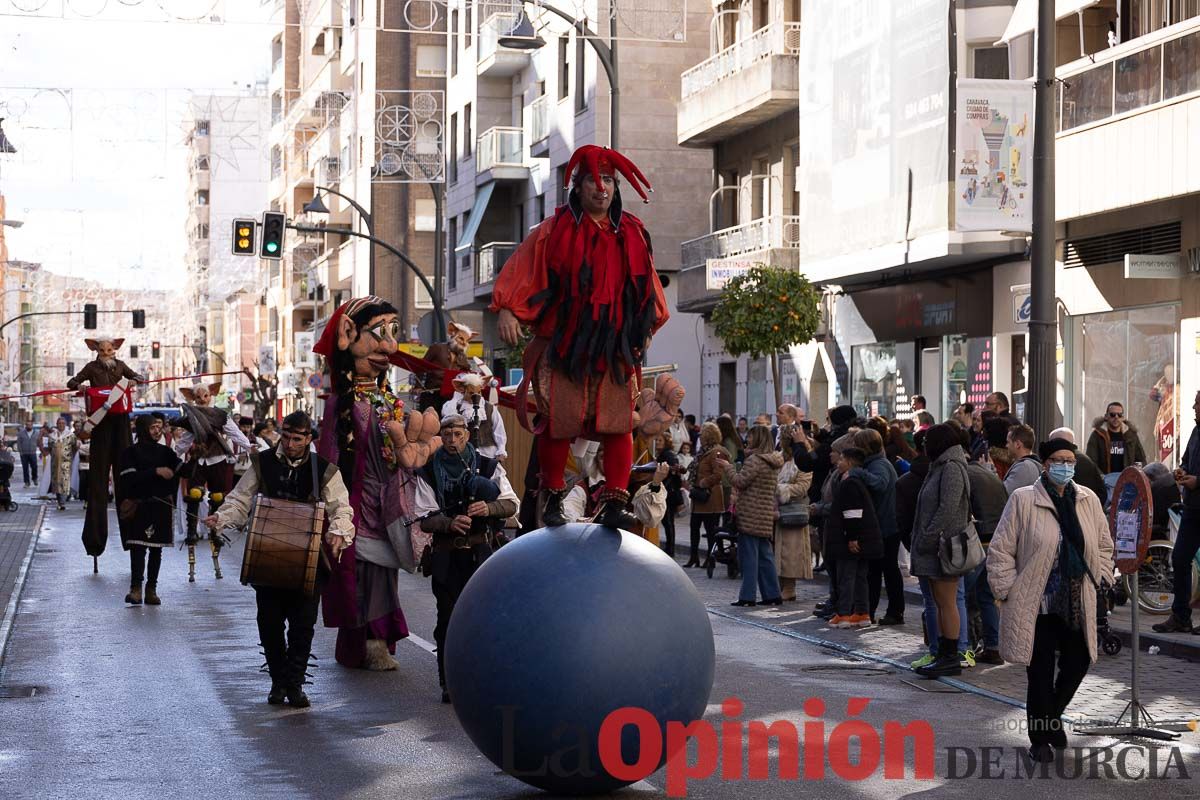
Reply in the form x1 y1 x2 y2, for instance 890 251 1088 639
240 495 326 596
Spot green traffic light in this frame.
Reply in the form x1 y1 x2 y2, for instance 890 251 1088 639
266 242 279 253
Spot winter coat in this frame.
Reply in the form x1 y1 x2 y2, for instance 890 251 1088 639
823 474 883 561
691 445 730 515
731 451 785 538
1179 426 1200 516
966 460 1008 544
1085 419 1147 474
910 445 971 578
1003 454 1042 495
775 460 814 579
848 452 898 539
987 480 1115 666
895 456 929 551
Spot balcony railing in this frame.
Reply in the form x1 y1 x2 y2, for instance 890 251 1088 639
478 12 519 62
681 215 802 270
477 127 524 172
1059 15 1200 132
475 242 518 286
529 94 549 143
680 21 801 100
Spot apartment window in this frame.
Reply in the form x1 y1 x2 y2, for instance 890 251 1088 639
719 169 739 228
415 198 437 232
558 35 570 100
464 102 473 157
451 11 459 76
195 154 210 171
536 193 546 222
537 79 546 97
416 45 447 77
970 45 1009 79
271 92 283 125
194 119 210 137
515 203 525 240
556 164 568 206
196 223 210 240
787 143 800 216
574 34 587 113
449 112 459 183
414 275 434 309
448 217 458 290
196 190 209 206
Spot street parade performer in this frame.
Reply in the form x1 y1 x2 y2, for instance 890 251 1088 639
67 334 144 571
117 413 181 606
441 372 507 462
492 144 672 529
413 413 518 703
48 417 78 511
205 411 355 708
419 321 477 411
173 381 251 582
313 296 443 670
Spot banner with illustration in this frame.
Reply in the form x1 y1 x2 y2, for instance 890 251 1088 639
954 79 1034 233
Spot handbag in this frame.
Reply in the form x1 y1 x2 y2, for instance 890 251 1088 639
689 485 712 504
938 519 984 577
778 501 809 527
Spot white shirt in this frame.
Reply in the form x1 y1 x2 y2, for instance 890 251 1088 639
563 481 667 529
413 459 519 520
174 416 252 466
441 393 507 460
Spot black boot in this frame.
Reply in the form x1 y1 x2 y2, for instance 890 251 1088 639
594 488 637 531
267 684 287 705
542 489 569 527
914 636 962 678
285 648 311 708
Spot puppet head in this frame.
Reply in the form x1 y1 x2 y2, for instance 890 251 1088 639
85 335 124 363
180 382 221 407
452 372 485 400
447 321 473 355
313 295 400 381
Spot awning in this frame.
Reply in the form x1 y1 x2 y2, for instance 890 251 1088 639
996 0 1102 45
455 181 496 253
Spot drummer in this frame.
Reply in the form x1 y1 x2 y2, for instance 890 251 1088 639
204 411 354 709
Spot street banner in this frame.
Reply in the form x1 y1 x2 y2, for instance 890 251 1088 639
954 79 1034 233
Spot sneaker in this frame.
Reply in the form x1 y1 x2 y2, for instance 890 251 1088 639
813 608 835 621
1152 615 1193 634
976 648 1004 665
959 649 976 668
877 614 905 626
849 614 872 628
910 653 937 669
830 614 855 628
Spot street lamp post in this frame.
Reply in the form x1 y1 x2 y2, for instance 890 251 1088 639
500 2 620 149
1027 0 1057 438
304 185 375 291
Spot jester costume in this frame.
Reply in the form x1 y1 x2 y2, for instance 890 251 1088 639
491 145 669 526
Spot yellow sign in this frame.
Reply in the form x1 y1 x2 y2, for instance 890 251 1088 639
397 342 484 359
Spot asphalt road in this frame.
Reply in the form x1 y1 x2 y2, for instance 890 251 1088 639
0 498 1197 799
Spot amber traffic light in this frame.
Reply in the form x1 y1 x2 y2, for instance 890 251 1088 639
232 219 257 255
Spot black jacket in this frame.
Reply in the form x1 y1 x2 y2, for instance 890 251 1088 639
965 461 1008 544
1073 452 1108 506
895 456 929 551
823 475 883 561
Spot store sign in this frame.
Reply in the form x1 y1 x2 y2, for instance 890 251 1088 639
705 259 755 292
1011 284 1031 325
954 79 1035 233
1124 253 1181 280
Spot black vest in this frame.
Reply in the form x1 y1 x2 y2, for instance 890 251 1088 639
252 449 332 501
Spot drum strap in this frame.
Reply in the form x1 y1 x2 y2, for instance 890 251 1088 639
309 450 320 502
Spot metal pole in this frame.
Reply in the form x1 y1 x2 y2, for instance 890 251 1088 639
432 182 445 341
313 185 375 293
1130 571 1141 728
1027 0 1057 438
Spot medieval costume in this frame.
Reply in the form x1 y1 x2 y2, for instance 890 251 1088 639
48 420 78 511
173 382 251 582
117 414 181 605
210 412 355 708
414 414 518 702
67 335 144 569
440 372 507 461
314 296 442 670
491 146 671 530
419 321 476 411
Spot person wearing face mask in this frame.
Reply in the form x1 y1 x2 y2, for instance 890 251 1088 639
987 438 1114 763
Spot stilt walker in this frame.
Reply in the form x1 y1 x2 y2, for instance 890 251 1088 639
68 335 143 572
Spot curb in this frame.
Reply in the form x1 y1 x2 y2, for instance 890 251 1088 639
0 506 46 667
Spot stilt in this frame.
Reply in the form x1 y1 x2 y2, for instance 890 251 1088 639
93 556 98 574
210 537 222 580
187 544 196 583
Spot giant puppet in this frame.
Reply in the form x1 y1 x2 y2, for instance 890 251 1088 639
67 334 144 570
491 145 671 529
313 296 442 670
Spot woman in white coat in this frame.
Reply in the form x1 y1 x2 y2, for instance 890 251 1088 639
987 437 1114 763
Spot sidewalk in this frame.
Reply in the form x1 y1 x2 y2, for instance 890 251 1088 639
0 491 46 666
675 554 1200 728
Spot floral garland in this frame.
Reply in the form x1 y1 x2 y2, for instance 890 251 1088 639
354 378 405 470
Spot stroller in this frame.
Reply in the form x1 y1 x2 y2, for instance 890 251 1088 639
704 512 740 580
0 460 17 512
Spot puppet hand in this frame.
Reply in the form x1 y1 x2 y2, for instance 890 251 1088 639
394 409 443 470
637 376 684 437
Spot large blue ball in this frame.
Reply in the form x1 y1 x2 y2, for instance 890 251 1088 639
444 524 715 795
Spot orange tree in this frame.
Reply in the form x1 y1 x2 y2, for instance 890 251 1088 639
710 265 822 408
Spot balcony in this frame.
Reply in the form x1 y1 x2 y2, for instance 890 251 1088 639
473 241 518 296
677 22 801 147
677 215 801 312
477 13 533 77
1056 16 1200 220
528 94 550 158
476 126 528 183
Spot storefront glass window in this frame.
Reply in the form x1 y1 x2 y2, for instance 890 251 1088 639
943 335 993 418
851 343 898 419
1071 305 1179 467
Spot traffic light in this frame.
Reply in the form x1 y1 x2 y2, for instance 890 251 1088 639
129 345 139 358
83 303 98 329
131 309 146 328
66 362 75 377
151 341 161 359
232 218 256 255
260 212 285 259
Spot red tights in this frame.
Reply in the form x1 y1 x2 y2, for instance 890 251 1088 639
538 433 633 491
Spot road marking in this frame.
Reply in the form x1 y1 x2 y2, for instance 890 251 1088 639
0 506 46 667
407 633 437 655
